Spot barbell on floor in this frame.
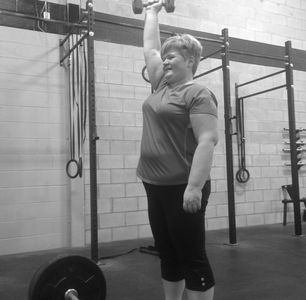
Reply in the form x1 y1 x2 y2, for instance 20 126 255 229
28 255 106 300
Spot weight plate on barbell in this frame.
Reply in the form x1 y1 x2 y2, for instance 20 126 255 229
28 255 106 300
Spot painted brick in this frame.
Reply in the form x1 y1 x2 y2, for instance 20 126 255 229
261 167 280 178
124 127 142 141
216 205 228 217
124 155 139 168
207 217 228 231
99 213 125 228
206 205 217 218
111 169 137 183
110 141 136 154
95 42 123 57
215 180 228 192
98 126 123 140
99 155 124 169
253 178 271 190
210 167 226 180
109 56 134 72
264 213 283 225
109 84 135 99
112 226 138 241
0 219 62 239
96 140 110 154
135 87 151 100
209 192 227 205
96 112 109 125
245 190 263 202
113 197 138 212
136 113 143 127
99 229 112 243
122 72 146 87
0 122 65 139
97 98 123 112
236 203 254 215
235 191 246 203
122 46 143 59
0 202 66 223
252 156 270 170
102 70 122 84
95 54 108 69
138 196 148 210
260 144 277 154
0 234 66 255
0 186 67 204
247 214 265 226
236 216 247 228
98 184 125 199
139 225 153 238
85 229 112 244
126 211 149 226
126 183 146 197
123 100 143 113
270 178 287 189
0 170 67 188
2 0 306 255
255 201 271 214
96 83 110 97
109 112 135 126
271 200 284 212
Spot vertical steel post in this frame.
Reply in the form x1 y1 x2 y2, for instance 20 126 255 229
221 29 237 244
86 0 99 261
285 41 302 236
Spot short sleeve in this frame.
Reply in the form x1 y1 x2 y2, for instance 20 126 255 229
189 87 218 117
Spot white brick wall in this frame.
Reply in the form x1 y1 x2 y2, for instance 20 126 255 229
1 0 306 254
0 26 73 255
87 0 306 245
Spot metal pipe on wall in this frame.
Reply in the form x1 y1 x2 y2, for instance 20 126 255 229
285 41 302 236
221 28 237 245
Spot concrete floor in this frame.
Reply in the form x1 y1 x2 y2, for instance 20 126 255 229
1 224 306 300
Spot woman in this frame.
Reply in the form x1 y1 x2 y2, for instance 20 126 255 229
137 1 218 299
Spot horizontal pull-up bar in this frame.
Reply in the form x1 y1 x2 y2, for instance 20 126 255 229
0 8 86 29
230 49 286 62
238 84 287 100
96 17 224 45
236 69 286 88
201 49 222 61
194 65 222 79
60 15 88 46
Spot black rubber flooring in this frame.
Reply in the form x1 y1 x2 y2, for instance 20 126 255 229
1 224 306 300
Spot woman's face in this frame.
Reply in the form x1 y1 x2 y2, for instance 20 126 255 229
161 49 193 86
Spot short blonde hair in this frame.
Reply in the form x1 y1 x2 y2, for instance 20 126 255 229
161 34 203 74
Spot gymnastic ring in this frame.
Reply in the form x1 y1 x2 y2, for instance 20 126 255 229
236 168 250 183
66 159 79 179
141 65 151 83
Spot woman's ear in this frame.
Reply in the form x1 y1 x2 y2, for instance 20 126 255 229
187 56 195 70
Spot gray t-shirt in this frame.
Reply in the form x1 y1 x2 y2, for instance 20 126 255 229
137 78 218 185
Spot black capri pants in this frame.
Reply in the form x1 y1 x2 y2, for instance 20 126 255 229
143 180 215 292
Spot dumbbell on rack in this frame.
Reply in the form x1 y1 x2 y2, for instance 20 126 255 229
132 0 175 14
